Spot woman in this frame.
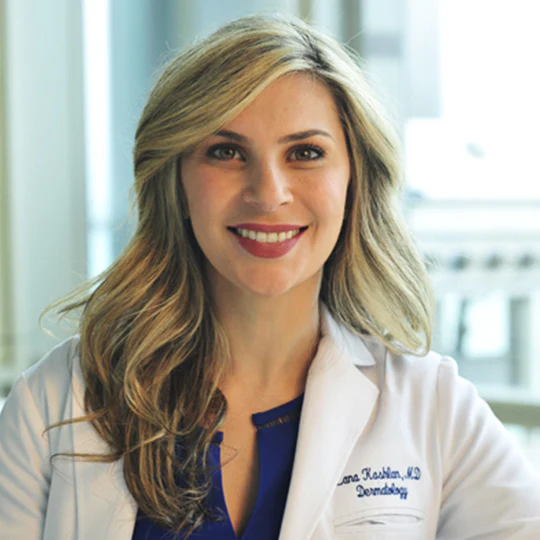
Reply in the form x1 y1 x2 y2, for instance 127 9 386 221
1 13 539 540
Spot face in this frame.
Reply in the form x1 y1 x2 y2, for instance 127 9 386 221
180 72 351 299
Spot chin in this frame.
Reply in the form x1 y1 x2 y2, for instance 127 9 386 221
239 279 297 298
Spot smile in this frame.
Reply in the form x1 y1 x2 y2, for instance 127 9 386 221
227 226 308 259
230 227 307 244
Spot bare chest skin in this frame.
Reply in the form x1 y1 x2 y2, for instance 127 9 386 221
213 370 309 535
218 413 261 538
216 388 301 537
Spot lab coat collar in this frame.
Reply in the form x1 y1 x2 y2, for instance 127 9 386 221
318 301 377 367
278 302 380 539
71 302 380 540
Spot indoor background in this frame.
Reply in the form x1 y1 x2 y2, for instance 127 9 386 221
1 0 539 468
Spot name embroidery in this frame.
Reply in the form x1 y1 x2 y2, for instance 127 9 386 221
337 466 422 501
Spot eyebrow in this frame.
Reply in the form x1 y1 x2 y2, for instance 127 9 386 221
215 129 335 144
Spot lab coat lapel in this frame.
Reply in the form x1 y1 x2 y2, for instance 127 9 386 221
71 358 137 540
279 304 380 540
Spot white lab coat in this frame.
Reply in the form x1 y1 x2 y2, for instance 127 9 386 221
1 303 540 539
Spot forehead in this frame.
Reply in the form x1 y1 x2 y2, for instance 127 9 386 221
222 72 342 136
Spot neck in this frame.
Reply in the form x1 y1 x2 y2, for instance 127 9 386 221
211 274 322 405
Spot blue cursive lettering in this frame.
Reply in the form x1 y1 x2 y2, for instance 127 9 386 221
337 473 360 486
356 482 408 500
337 465 422 487
362 466 403 481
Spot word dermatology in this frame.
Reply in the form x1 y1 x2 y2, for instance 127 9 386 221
357 482 409 500
337 466 422 486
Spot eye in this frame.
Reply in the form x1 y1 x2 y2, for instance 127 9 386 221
206 144 244 161
289 144 326 161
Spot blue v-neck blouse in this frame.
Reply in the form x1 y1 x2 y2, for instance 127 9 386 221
132 392 304 540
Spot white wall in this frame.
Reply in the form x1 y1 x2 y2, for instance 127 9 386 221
0 0 11 386
1 0 87 383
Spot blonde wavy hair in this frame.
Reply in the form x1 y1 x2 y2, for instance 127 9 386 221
43 13 434 537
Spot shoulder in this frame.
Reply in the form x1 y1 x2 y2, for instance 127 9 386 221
386 342 452 379
18 335 82 426
355 335 487 434
356 333 456 395
23 335 81 390
357 335 514 455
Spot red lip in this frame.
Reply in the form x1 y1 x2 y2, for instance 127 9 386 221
228 226 307 259
230 223 307 233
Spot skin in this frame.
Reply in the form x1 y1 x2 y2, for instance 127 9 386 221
180 72 351 407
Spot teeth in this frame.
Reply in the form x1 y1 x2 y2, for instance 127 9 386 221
235 227 302 243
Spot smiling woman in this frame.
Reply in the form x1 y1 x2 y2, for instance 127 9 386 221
1 12 540 540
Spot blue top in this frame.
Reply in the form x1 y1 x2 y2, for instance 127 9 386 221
132 392 304 540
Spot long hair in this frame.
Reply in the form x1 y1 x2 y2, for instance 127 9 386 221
42 13 434 537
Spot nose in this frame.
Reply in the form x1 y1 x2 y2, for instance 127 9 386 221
242 160 293 212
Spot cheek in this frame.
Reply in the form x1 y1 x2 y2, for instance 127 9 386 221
183 171 229 221
309 175 349 221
